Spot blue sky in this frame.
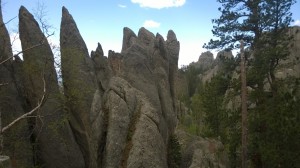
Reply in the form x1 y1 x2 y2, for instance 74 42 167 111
2 0 300 66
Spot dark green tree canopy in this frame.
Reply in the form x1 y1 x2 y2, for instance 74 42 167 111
204 0 296 50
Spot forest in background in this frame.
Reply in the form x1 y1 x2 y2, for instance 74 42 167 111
178 0 300 167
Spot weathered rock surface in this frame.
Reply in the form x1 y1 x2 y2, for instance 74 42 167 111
175 128 228 168
190 51 214 71
100 26 180 167
0 3 33 167
91 43 112 92
275 26 300 78
19 6 85 168
190 50 233 83
1 5 230 168
60 6 98 168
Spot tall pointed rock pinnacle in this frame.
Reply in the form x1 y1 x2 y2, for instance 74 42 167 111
60 6 98 168
0 2 34 167
121 27 137 53
0 0 13 61
19 6 85 168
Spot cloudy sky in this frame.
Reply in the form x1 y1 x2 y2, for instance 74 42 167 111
2 0 300 66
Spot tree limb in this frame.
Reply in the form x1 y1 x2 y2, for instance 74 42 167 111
1 77 46 133
0 83 8 86
0 42 45 65
0 16 17 28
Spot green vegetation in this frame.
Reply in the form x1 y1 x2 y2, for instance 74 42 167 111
180 52 300 167
178 0 300 167
179 1 300 165
167 135 182 168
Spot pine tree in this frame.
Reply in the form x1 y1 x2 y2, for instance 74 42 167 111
205 0 296 167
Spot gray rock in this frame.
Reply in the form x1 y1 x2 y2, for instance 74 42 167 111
0 4 33 167
276 26 300 78
60 6 98 167
19 6 84 168
138 27 155 46
192 51 214 71
91 43 112 92
175 128 228 168
121 27 137 53
2 4 188 167
102 77 136 167
101 77 168 168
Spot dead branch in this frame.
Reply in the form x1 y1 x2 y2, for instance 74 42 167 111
0 83 8 86
1 77 46 133
0 42 45 65
0 16 17 28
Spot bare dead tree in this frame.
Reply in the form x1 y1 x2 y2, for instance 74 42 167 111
33 1 55 37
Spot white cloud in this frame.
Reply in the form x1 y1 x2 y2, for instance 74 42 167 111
293 20 300 26
131 0 186 9
118 4 127 8
143 20 161 28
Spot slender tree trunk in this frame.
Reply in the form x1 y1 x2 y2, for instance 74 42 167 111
240 40 248 168
0 109 2 154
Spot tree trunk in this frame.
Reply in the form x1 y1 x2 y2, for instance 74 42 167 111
240 40 248 168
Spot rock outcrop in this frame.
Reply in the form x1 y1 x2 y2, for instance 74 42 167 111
19 6 85 167
60 7 99 167
275 26 300 78
0 5 228 168
175 128 228 168
190 51 214 71
59 7 180 167
190 50 233 83
59 7 181 166
0 3 33 167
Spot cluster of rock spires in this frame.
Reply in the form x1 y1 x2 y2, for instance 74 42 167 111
0 5 227 168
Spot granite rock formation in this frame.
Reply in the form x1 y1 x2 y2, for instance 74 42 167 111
175 128 228 168
189 50 233 83
190 51 214 71
0 5 228 168
59 7 180 167
19 6 85 167
0 3 33 168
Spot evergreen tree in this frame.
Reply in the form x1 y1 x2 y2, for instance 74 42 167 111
205 0 296 167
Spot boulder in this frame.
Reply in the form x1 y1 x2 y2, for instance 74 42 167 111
175 128 228 168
